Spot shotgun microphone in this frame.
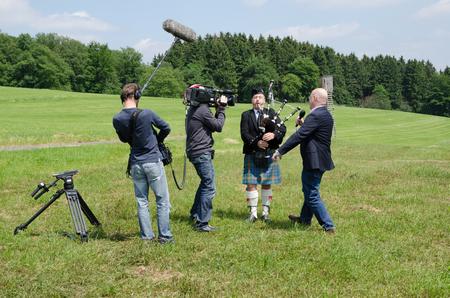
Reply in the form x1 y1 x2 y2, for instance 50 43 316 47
163 19 197 42
295 110 306 127
140 19 197 94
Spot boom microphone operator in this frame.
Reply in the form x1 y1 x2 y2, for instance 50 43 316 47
295 110 306 127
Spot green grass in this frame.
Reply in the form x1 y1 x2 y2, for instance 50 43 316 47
0 86 449 297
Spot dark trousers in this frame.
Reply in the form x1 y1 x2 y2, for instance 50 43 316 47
190 152 216 225
300 169 335 230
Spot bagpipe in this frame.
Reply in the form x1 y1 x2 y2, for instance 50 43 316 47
250 81 304 166
251 81 303 144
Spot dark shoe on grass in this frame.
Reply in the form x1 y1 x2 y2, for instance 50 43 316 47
246 214 258 223
158 237 175 244
261 214 271 223
288 214 302 223
288 214 311 228
195 224 217 232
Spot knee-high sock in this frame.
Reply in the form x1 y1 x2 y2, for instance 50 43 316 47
246 190 258 217
261 188 272 215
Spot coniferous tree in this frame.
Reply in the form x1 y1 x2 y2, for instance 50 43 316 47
360 55 374 98
276 36 298 75
422 72 450 116
254 35 271 60
403 59 430 112
165 40 185 69
224 33 252 79
312 46 330 76
239 55 278 101
204 37 237 90
341 53 363 104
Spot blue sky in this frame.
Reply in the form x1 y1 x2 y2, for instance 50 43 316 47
0 0 449 70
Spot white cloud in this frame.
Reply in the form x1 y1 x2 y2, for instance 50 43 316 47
0 0 114 39
39 11 114 32
134 38 171 63
293 0 401 8
242 0 269 7
0 0 37 25
266 23 360 42
414 0 450 19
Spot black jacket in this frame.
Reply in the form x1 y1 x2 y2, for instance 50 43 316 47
240 107 286 154
186 104 226 159
278 106 334 171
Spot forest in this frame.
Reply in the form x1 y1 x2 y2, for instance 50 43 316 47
0 32 448 117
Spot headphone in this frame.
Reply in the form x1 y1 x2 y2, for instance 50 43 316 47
120 84 141 101
134 88 141 100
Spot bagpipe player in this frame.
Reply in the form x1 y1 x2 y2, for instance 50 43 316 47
240 87 286 222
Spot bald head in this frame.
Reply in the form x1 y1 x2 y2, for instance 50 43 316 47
309 88 328 109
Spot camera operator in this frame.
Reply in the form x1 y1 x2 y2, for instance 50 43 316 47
240 87 286 222
112 83 174 243
185 84 227 232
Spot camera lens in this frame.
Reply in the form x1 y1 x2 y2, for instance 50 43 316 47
227 95 235 106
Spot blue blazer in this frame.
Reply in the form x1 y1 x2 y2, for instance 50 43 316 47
278 106 334 171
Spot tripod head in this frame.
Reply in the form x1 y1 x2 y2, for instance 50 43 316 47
53 170 78 180
31 170 79 200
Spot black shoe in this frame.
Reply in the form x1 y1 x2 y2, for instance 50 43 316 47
261 214 271 223
195 224 217 232
246 214 258 223
158 237 175 244
288 214 302 223
288 214 311 226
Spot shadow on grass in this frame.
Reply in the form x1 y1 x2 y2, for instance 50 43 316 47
263 219 313 232
171 212 194 226
47 227 137 242
215 208 248 221
88 226 137 241
214 208 309 232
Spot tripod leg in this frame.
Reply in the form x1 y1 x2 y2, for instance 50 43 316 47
14 189 65 235
65 190 88 242
77 191 101 226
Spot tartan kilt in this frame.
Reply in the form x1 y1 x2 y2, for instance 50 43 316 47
242 153 281 185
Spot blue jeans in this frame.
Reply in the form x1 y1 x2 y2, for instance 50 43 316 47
300 169 335 231
189 152 216 225
131 161 173 240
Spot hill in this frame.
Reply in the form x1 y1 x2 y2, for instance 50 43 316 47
0 87 449 296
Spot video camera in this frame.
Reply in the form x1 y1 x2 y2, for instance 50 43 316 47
184 84 236 107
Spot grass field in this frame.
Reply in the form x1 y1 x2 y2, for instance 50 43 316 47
0 86 449 297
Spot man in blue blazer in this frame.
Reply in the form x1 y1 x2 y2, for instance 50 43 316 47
273 88 335 233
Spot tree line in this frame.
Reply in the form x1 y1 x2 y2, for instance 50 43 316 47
0 32 448 117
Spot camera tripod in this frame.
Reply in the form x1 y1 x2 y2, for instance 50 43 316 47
14 170 101 242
